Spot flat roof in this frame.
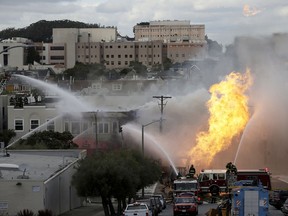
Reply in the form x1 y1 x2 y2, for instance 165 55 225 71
0 150 83 181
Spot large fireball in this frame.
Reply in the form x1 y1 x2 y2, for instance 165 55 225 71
188 69 253 168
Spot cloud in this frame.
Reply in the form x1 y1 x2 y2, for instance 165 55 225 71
0 0 287 45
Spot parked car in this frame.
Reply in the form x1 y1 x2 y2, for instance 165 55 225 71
269 190 288 210
123 202 152 216
281 198 288 216
173 196 198 216
149 197 159 216
178 192 203 205
152 194 167 209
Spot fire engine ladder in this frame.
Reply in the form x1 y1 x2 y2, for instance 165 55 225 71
0 79 7 94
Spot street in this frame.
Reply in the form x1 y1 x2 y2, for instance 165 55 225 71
154 202 283 216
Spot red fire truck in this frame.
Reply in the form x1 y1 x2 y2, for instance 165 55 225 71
198 169 227 194
197 168 272 194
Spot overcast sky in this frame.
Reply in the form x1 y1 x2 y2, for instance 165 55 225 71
0 0 287 45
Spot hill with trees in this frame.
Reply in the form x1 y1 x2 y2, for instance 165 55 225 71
0 19 100 42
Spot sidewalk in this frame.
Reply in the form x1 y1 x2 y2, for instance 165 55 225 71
60 182 164 216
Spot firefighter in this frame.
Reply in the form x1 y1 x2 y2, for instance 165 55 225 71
187 164 196 178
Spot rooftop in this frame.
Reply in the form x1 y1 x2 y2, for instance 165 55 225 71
0 149 84 181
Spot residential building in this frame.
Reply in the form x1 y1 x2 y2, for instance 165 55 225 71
0 149 86 216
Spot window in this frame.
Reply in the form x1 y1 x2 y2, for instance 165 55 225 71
50 56 64 60
47 120 54 131
30 119 39 130
112 83 122 91
64 122 69 132
112 122 118 133
71 122 80 134
82 122 88 131
15 119 23 131
98 122 109 134
50 46 64 50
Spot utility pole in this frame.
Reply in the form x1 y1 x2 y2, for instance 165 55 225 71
153 95 172 132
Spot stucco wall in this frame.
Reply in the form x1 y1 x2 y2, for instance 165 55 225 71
0 180 44 215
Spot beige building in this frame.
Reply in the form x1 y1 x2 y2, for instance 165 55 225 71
53 28 117 69
0 149 85 216
76 40 164 69
134 20 205 43
133 20 207 63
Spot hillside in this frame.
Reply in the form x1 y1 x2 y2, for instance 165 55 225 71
0 19 100 43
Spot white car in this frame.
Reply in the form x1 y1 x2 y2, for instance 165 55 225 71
123 202 152 216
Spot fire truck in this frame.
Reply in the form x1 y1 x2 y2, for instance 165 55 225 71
231 180 269 216
198 168 272 195
173 177 200 197
198 169 227 194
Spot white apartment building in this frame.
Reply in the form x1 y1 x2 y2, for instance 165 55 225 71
0 42 26 68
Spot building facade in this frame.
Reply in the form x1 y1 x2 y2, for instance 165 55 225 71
0 150 85 216
76 40 164 69
134 20 205 43
133 20 207 63
53 28 117 69
0 21 207 71
0 42 26 68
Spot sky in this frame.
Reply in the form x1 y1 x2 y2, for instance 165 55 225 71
0 0 287 45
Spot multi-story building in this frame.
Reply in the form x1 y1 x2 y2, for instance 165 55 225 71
34 42 66 67
0 41 27 68
76 40 165 69
53 28 117 69
133 20 207 63
134 20 205 43
1 21 207 71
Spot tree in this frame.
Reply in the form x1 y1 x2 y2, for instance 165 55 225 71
72 149 162 216
162 57 173 71
26 46 41 64
0 129 16 147
129 61 147 78
15 131 77 149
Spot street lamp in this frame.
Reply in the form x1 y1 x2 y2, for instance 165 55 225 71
141 119 163 198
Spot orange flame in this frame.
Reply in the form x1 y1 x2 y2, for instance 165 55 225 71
243 4 262 17
188 69 253 168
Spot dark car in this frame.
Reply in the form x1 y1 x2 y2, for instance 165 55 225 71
149 197 162 216
282 198 288 216
152 194 167 209
178 192 203 205
269 190 288 209
173 196 198 216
